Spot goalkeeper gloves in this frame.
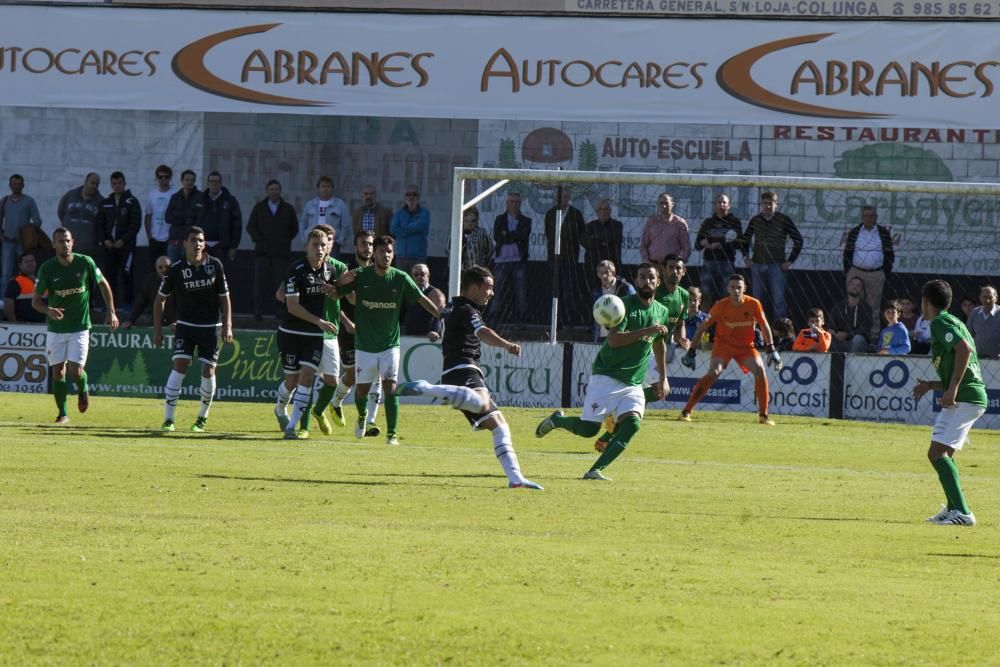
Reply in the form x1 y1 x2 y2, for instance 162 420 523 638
681 348 697 370
766 345 783 371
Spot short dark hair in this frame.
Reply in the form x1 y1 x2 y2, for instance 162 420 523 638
922 279 953 311
181 169 196 181
806 307 825 320
761 191 777 202
883 300 900 312
636 262 661 282
266 179 281 190
662 253 685 266
207 171 222 181
316 175 333 187
354 230 374 246
461 265 493 291
155 165 173 178
463 205 479 221
9 174 23 185
52 227 72 240
185 225 206 240
772 318 794 337
17 251 34 264
374 234 395 249
110 171 125 182
728 273 745 284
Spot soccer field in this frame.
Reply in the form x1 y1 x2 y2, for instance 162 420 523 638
2 394 999 665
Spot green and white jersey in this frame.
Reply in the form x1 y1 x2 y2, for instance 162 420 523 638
592 295 670 386
655 283 689 337
930 312 988 408
342 265 422 353
34 254 103 334
322 256 349 340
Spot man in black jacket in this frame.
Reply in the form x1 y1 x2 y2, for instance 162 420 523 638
491 191 532 326
843 205 894 339
695 193 743 307
544 189 587 327
829 276 873 353
97 171 142 309
196 171 242 272
246 179 298 322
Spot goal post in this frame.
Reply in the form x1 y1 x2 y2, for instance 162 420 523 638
449 166 1000 346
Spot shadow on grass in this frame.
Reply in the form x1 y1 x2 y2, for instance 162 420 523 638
639 509 913 524
196 473 492 488
15 425 263 441
926 552 1000 559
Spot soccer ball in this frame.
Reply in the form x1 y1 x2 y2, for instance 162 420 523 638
593 294 626 329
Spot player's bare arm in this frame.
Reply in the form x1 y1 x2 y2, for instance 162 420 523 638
219 294 233 344
152 293 167 347
477 326 520 356
286 293 336 334
673 320 690 350
941 339 973 407
97 278 119 330
418 293 443 319
912 378 944 400
340 311 355 334
32 292 63 320
275 285 286 303
652 338 668 400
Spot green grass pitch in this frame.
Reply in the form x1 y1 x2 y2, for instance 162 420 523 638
2 393 999 665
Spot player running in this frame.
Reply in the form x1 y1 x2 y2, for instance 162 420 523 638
334 235 442 445
679 273 782 425
277 228 339 439
32 227 119 424
395 266 543 489
329 230 382 436
913 279 988 526
154 226 232 433
594 255 690 452
534 263 670 481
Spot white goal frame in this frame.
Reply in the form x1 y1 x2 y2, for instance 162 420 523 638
449 167 1000 343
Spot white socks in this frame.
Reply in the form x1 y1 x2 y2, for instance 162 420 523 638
198 376 216 419
492 423 524 484
366 385 381 425
287 384 312 431
332 381 351 408
164 370 185 421
275 381 292 417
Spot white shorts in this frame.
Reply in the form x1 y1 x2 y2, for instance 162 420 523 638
931 402 986 450
46 330 90 367
319 337 341 378
356 347 400 385
580 374 646 423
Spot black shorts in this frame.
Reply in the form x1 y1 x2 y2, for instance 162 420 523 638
442 365 492 426
277 329 324 373
173 323 220 366
339 330 356 368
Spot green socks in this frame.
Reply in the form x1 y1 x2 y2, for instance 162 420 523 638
591 415 641 472
643 386 658 403
355 390 368 423
386 395 400 434
932 456 971 514
300 399 312 430
77 370 88 395
314 383 336 414
53 380 68 417
553 414 601 438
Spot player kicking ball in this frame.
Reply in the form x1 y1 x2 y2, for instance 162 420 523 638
534 263 670 481
32 227 119 424
679 273 781 425
396 266 543 489
154 227 232 433
912 279 987 527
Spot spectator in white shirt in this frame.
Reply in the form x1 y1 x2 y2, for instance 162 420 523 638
842 206 894 339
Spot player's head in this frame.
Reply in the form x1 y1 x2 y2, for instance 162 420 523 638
110 171 126 194
461 265 494 306
306 228 328 263
313 223 335 258
807 307 825 328
316 175 333 199
882 300 900 324
184 225 206 261
17 252 36 277
661 253 686 287
373 235 394 270
354 230 374 262
155 255 171 277
980 285 997 310
921 279 952 319
52 227 73 257
727 273 746 301
760 191 778 215
596 260 616 289
635 262 660 299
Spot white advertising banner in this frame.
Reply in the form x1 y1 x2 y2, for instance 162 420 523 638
0 324 49 394
572 345 831 418
4 7 1000 128
398 337 564 408
568 0 1000 19
844 354 1000 429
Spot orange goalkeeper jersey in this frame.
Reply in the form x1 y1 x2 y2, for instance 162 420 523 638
708 295 766 348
